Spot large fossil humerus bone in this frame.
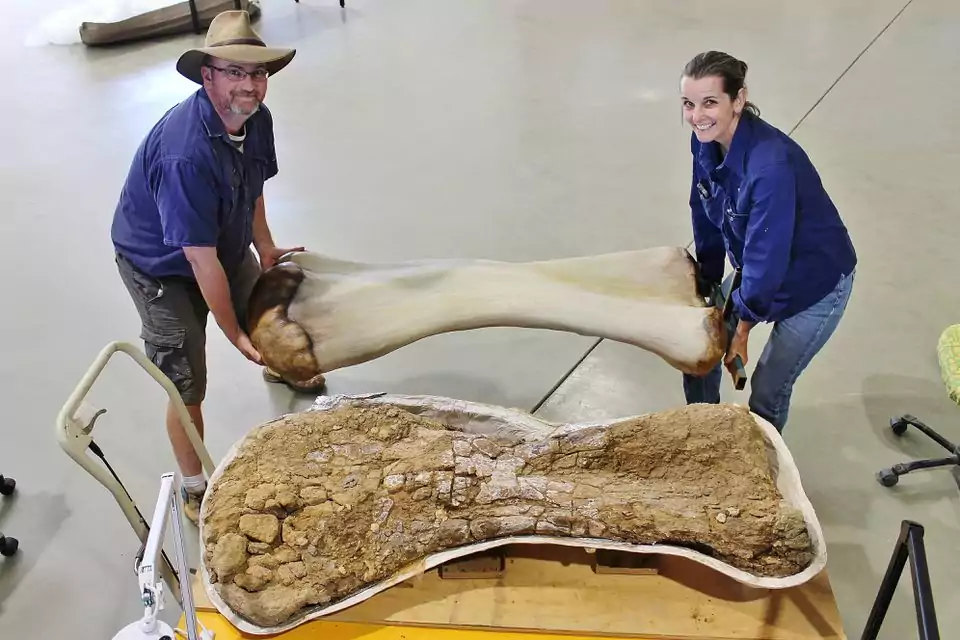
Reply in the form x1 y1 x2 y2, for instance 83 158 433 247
246 247 725 388
198 395 826 634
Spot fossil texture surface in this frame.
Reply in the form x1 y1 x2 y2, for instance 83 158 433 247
246 247 725 390
199 395 823 634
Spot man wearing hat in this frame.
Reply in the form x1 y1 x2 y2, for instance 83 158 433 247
110 10 320 523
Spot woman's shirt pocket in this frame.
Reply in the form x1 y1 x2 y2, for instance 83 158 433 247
696 179 725 228
722 196 750 268
723 197 750 242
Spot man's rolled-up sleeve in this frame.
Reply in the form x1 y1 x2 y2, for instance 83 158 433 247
154 159 221 248
733 162 797 323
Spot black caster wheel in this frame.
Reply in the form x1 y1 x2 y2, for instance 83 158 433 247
0 476 15 496
889 418 909 436
877 468 899 487
0 536 18 557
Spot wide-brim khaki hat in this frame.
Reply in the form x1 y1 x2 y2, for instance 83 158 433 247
176 10 296 85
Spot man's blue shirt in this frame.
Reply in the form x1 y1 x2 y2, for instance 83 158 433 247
111 88 279 279
690 112 857 323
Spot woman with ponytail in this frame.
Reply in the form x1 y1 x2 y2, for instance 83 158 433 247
680 51 857 432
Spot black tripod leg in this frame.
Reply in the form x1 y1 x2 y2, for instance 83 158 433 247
861 521 913 639
907 525 939 640
861 521 940 640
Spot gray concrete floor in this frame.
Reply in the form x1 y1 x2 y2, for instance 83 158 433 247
1 0 957 638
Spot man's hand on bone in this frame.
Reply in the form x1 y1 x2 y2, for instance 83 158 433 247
233 331 263 365
259 245 305 270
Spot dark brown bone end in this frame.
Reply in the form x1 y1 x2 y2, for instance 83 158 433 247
247 262 326 390
697 306 728 375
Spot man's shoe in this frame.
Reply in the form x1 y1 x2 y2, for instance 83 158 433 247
263 366 326 393
262 366 285 384
180 486 202 526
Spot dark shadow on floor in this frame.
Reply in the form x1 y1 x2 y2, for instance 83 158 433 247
0 489 71 613
777 377 959 640
860 373 958 452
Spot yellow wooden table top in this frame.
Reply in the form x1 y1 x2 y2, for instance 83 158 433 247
183 545 847 640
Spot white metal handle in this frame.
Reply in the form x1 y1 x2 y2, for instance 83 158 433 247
55 341 215 606
56 340 214 474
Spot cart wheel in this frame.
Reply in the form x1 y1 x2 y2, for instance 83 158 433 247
876 469 899 487
0 536 18 557
889 418 909 436
0 476 15 496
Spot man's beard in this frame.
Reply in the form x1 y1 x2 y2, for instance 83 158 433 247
228 100 260 116
225 92 261 116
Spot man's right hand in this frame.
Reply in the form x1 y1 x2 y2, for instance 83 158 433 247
184 246 264 366
233 331 263 364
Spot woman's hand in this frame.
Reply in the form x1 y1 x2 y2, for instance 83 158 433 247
725 321 753 376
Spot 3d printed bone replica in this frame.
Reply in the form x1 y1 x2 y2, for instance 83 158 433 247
246 246 727 390
27 0 262 47
198 395 825 635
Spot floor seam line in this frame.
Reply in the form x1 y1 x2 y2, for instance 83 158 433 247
531 338 603 414
533 0 914 415
788 0 915 136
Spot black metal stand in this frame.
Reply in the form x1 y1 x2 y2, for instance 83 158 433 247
188 1 345 35
188 0 203 35
293 1 347 8
0 474 18 557
861 520 939 640
876 414 960 489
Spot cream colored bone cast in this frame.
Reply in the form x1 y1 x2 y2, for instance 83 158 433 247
246 246 725 388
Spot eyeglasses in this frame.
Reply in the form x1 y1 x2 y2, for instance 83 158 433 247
206 65 269 81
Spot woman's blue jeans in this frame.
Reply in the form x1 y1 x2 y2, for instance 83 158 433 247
682 270 855 432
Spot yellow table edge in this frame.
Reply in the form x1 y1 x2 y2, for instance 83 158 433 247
181 612 666 639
